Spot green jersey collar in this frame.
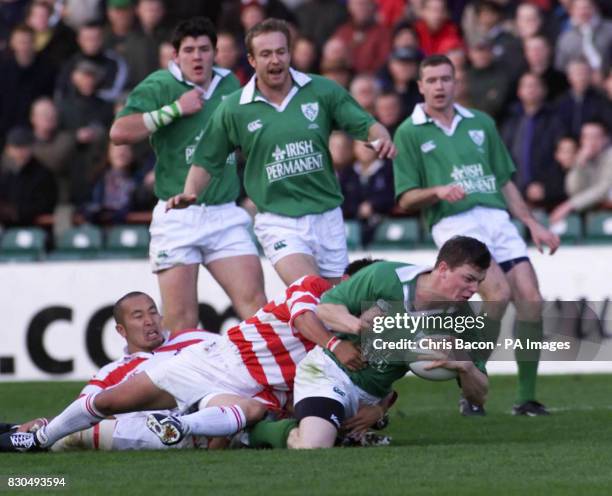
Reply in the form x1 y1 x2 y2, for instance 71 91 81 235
167 61 230 100
395 265 432 311
411 103 474 136
239 67 312 110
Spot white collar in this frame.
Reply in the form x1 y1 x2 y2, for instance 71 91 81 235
411 103 474 136
167 61 229 100
239 67 312 109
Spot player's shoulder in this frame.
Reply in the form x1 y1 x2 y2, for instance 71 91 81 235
462 107 496 128
305 73 348 96
289 274 332 298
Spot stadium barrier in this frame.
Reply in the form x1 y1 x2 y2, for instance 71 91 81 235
1 246 611 381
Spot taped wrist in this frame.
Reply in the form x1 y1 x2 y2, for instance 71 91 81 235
143 101 182 132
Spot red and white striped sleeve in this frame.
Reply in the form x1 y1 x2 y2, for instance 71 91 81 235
78 355 150 397
286 275 332 332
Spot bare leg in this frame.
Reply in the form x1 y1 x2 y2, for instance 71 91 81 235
287 417 337 449
207 255 267 320
157 264 199 332
273 253 320 286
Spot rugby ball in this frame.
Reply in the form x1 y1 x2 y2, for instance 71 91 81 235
408 342 458 381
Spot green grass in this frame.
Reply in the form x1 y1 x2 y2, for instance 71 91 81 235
1 375 611 496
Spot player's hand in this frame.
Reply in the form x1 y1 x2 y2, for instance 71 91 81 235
342 404 385 436
529 221 560 255
435 184 465 203
165 193 197 211
333 340 365 371
16 418 47 433
177 87 205 115
367 138 397 160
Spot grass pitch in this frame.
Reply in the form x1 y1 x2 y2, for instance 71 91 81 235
1 374 611 496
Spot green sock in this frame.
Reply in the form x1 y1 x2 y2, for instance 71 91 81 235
515 320 543 404
248 419 298 449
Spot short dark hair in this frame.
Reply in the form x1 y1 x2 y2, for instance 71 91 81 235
11 23 34 37
245 18 291 56
435 236 491 271
113 291 152 325
344 257 383 277
418 54 455 80
581 119 609 135
171 17 217 52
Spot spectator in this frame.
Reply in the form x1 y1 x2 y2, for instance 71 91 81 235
523 35 569 102
58 60 114 206
82 143 138 224
329 131 354 174
0 24 55 146
320 38 353 87
349 74 381 114
158 41 173 70
103 0 136 54
555 0 612 78
414 0 463 56
292 36 318 73
55 21 128 103
514 2 545 42
338 140 395 246
376 46 423 117
374 91 405 136
0 127 58 227
29 97 77 202
552 135 578 181
390 20 420 50
466 37 513 122
214 30 251 86
550 121 612 223
24 0 78 72
501 73 565 207
469 0 524 80
555 57 612 138
123 0 173 88
62 0 105 30
332 0 392 74
294 0 347 50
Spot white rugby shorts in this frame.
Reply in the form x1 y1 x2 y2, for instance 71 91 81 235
145 338 263 412
149 201 258 272
431 206 528 264
254 207 348 278
293 347 381 419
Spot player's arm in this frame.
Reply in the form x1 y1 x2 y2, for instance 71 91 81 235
425 358 488 406
397 185 465 212
501 181 560 254
293 311 364 370
366 122 397 159
316 303 363 335
110 87 205 144
165 164 212 210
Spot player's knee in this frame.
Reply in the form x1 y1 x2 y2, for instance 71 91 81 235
487 281 512 307
163 307 198 331
242 401 268 424
93 392 115 416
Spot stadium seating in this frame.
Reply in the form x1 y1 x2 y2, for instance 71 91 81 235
0 227 46 262
344 220 362 250
547 213 582 244
104 225 150 258
48 225 103 260
370 218 420 249
585 212 612 243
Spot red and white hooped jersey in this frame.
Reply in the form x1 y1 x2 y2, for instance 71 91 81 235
226 275 332 392
79 329 219 397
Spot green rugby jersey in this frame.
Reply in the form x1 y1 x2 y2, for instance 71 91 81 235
191 69 375 217
117 63 240 204
393 104 515 229
321 261 487 398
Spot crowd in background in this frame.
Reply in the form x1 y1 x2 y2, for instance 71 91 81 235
0 0 611 246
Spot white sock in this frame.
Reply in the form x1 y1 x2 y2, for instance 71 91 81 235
179 405 246 437
37 394 104 447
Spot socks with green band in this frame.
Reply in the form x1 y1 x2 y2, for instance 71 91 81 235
515 320 543 404
143 101 182 132
248 419 298 449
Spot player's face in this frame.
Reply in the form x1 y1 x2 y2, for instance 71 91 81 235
418 63 456 113
440 263 486 301
248 31 291 92
117 295 164 353
175 35 215 86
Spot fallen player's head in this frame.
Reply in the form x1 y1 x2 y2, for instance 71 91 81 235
343 257 383 279
433 236 491 301
113 292 164 353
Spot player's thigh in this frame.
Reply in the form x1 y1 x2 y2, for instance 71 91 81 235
273 253 320 285
290 416 338 449
505 260 543 320
157 264 199 329
94 372 176 415
206 255 267 318
312 208 349 280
